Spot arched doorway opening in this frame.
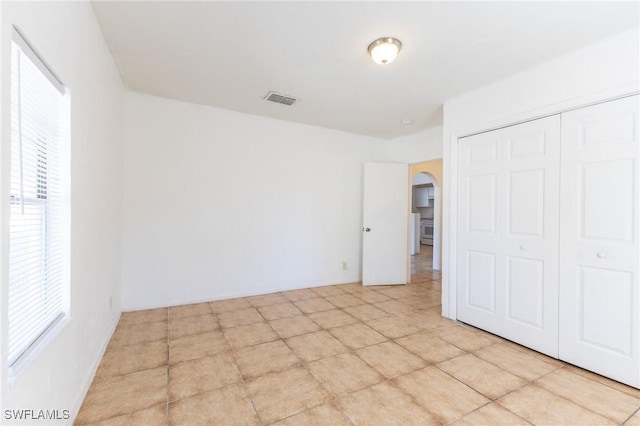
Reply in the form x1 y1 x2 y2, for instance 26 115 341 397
409 160 442 282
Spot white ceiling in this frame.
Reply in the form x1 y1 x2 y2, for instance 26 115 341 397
92 1 639 139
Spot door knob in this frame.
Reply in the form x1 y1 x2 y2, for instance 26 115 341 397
364 227 371 232
597 251 607 259
519 245 526 251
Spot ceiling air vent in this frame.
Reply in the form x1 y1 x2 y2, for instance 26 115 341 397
264 91 298 106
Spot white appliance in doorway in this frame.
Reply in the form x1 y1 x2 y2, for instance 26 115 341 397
411 213 420 255
420 219 433 246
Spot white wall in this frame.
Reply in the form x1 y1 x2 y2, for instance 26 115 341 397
442 27 640 319
122 93 387 310
386 126 443 163
444 27 640 137
0 2 124 423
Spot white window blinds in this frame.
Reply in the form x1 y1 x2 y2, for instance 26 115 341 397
9 29 69 368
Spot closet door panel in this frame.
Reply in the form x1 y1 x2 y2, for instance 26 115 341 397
559 95 639 388
508 169 545 237
580 267 633 355
458 131 503 334
458 115 560 356
507 256 544 328
581 159 634 242
501 116 561 357
467 250 497 313
468 174 497 233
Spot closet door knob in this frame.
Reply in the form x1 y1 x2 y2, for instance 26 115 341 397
597 252 607 259
519 245 526 251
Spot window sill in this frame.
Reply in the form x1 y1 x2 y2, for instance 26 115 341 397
8 314 71 381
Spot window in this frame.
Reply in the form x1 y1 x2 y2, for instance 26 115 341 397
8 28 69 369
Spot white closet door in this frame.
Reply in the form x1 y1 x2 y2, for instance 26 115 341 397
458 115 561 357
559 95 639 387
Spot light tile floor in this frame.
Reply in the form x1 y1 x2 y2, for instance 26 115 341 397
76 247 640 425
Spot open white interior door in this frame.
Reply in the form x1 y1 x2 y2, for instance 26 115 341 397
362 162 410 286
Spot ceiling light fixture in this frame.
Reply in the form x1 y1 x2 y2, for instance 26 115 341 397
368 37 402 65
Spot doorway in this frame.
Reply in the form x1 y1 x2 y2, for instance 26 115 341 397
410 171 441 286
409 159 443 281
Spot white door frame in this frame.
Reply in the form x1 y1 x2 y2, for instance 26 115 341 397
442 89 640 321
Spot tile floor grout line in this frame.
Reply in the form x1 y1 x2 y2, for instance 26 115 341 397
231 349 266 426
424 355 521 420
247 304 312 424
525 380 622 424
385 375 449 424
452 399 535 426
466 343 564 382
529 368 639 424
395 332 465 365
433 354 520 401
441 401 494 426
621 406 640 425
560 364 640 400
272 338 341 422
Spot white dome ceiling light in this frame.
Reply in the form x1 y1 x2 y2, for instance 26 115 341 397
368 37 402 65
